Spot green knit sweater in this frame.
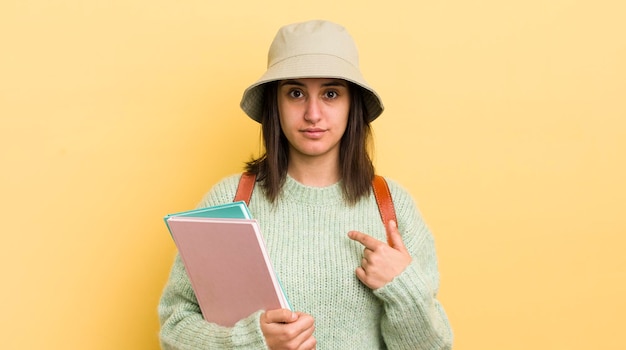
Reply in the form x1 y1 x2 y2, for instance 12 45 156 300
159 174 453 349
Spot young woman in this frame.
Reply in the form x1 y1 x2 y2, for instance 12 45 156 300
159 20 453 350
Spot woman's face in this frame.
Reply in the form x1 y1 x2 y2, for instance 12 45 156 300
277 78 351 163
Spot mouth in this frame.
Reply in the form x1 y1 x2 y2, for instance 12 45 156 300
301 128 326 138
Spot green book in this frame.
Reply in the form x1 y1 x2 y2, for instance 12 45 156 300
163 201 252 237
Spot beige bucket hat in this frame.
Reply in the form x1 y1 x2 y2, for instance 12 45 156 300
240 20 384 123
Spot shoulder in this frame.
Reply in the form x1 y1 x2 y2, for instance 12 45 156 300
378 176 416 209
377 176 431 243
196 173 245 208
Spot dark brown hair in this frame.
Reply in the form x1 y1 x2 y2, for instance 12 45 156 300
245 81 375 205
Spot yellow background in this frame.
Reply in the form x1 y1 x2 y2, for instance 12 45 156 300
1 1 624 349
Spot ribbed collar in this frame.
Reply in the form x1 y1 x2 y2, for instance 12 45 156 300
281 175 345 205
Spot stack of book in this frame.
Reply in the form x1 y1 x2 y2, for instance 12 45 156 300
164 201 291 327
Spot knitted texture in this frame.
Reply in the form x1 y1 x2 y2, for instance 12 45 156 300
159 174 453 349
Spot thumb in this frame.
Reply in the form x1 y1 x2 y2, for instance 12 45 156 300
387 220 407 252
262 309 298 324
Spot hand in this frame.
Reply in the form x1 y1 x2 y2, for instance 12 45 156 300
347 220 412 290
260 309 316 350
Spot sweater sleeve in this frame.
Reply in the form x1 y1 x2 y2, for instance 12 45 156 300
373 179 453 350
158 175 269 349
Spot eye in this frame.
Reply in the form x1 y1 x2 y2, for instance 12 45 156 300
324 90 339 99
288 89 304 99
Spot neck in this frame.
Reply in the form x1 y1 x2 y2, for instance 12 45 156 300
287 155 340 187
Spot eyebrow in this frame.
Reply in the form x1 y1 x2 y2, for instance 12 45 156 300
279 79 348 88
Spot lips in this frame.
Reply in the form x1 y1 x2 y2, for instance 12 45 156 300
301 128 326 139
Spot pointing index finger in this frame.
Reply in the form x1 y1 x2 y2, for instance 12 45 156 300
348 231 384 250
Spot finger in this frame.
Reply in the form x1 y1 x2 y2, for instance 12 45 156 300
290 314 316 347
262 308 298 324
355 266 367 282
301 336 317 350
387 220 408 253
348 230 384 250
362 247 374 260
293 333 316 350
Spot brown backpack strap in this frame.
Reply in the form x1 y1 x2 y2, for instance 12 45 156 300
233 173 397 246
233 172 256 205
372 175 397 247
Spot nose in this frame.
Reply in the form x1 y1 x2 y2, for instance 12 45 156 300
304 96 322 124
